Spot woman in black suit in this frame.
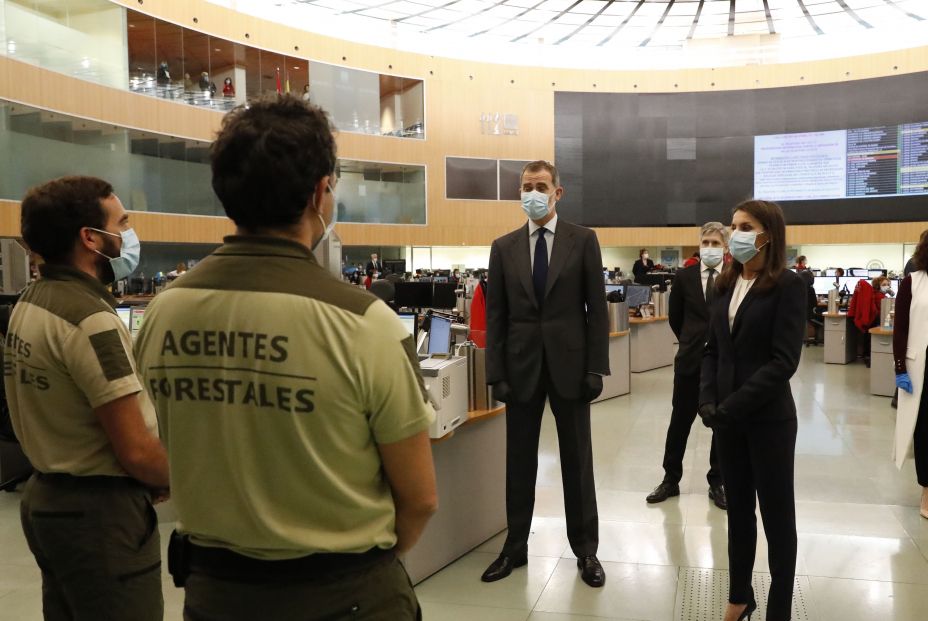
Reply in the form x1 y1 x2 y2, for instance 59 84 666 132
699 200 805 621
632 248 655 283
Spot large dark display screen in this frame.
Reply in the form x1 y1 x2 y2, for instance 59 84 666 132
554 72 928 227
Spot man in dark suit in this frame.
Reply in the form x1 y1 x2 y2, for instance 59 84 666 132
366 253 382 277
482 160 610 588
647 222 729 509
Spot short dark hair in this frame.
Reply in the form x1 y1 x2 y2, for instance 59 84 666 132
211 95 337 230
521 160 559 187
716 199 787 295
21 176 112 265
913 229 928 272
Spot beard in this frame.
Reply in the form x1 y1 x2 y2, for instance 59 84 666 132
95 235 119 284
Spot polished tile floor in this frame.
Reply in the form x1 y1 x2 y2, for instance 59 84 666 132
1 347 927 619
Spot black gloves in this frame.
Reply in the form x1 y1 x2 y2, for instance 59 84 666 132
698 403 732 429
583 373 604 403
491 381 511 404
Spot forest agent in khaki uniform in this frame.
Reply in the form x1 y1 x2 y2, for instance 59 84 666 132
6 176 168 621
134 95 437 621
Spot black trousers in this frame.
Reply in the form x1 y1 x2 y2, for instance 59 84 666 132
914 348 928 486
661 372 723 487
502 363 598 559
716 419 797 621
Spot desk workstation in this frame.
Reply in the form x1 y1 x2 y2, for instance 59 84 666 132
629 317 675 372
595 330 631 402
869 327 896 397
823 313 856 365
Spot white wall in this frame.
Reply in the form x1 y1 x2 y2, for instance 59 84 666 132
798 244 909 272
5 2 127 89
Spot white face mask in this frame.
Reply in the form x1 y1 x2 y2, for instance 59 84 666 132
90 227 141 282
521 190 552 221
312 182 337 251
881 284 891 292
700 247 724 268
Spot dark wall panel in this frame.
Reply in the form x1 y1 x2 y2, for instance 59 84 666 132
555 72 928 227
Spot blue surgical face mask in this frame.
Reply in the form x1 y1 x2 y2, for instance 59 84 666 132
700 247 724 268
521 190 552 221
91 228 141 282
313 182 337 251
729 230 766 265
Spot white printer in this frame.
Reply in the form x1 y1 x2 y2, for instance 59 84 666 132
419 356 468 439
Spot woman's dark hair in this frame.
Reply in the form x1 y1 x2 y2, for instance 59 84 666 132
211 94 336 231
639 248 648 257
21 176 111 264
716 199 787 295
913 229 928 272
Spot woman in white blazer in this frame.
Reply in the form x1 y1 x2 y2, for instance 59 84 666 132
894 229 928 518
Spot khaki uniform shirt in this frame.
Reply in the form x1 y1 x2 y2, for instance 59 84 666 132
4 265 157 476
134 236 434 560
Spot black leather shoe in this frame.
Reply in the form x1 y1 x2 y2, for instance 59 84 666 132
708 484 728 510
480 554 527 583
646 482 680 504
577 555 605 588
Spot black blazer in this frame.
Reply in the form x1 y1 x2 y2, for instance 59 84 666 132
366 260 382 276
668 264 712 376
700 270 805 423
633 258 655 283
486 219 610 402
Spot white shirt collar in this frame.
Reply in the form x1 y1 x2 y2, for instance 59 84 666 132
528 213 558 236
701 261 720 274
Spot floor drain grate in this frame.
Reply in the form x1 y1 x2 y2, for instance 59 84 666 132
676 567 813 621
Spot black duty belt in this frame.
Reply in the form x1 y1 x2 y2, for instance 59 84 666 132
34 471 142 489
178 534 394 584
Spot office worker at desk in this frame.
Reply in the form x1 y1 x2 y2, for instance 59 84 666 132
893 229 928 519
632 248 655 283
699 200 805 621
483 160 610 588
647 222 729 510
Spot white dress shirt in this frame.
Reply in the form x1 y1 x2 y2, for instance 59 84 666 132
528 214 558 270
700 262 721 298
729 276 756 330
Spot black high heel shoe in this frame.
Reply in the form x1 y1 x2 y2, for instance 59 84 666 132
736 600 758 621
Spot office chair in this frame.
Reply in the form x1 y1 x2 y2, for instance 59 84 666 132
806 307 825 347
369 279 395 303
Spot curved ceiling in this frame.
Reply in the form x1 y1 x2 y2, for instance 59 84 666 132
209 0 928 69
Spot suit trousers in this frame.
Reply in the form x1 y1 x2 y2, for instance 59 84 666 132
716 419 797 621
661 372 723 487
502 359 599 559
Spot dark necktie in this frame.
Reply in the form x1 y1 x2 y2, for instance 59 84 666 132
533 228 548 307
705 268 715 305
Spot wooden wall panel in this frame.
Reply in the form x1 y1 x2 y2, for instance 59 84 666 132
0 199 233 243
4 1 928 248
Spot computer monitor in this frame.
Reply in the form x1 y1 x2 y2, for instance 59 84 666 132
394 282 432 308
397 312 418 339
624 284 651 308
641 272 674 291
115 306 131 330
813 277 836 296
427 315 452 355
432 283 458 309
382 259 406 276
890 279 900 295
823 269 838 277
129 306 146 333
605 284 625 296
868 269 887 278
848 268 869 277
838 277 860 293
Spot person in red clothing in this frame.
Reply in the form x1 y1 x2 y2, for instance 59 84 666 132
849 276 890 366
682 251 700 268
469 271 488 347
